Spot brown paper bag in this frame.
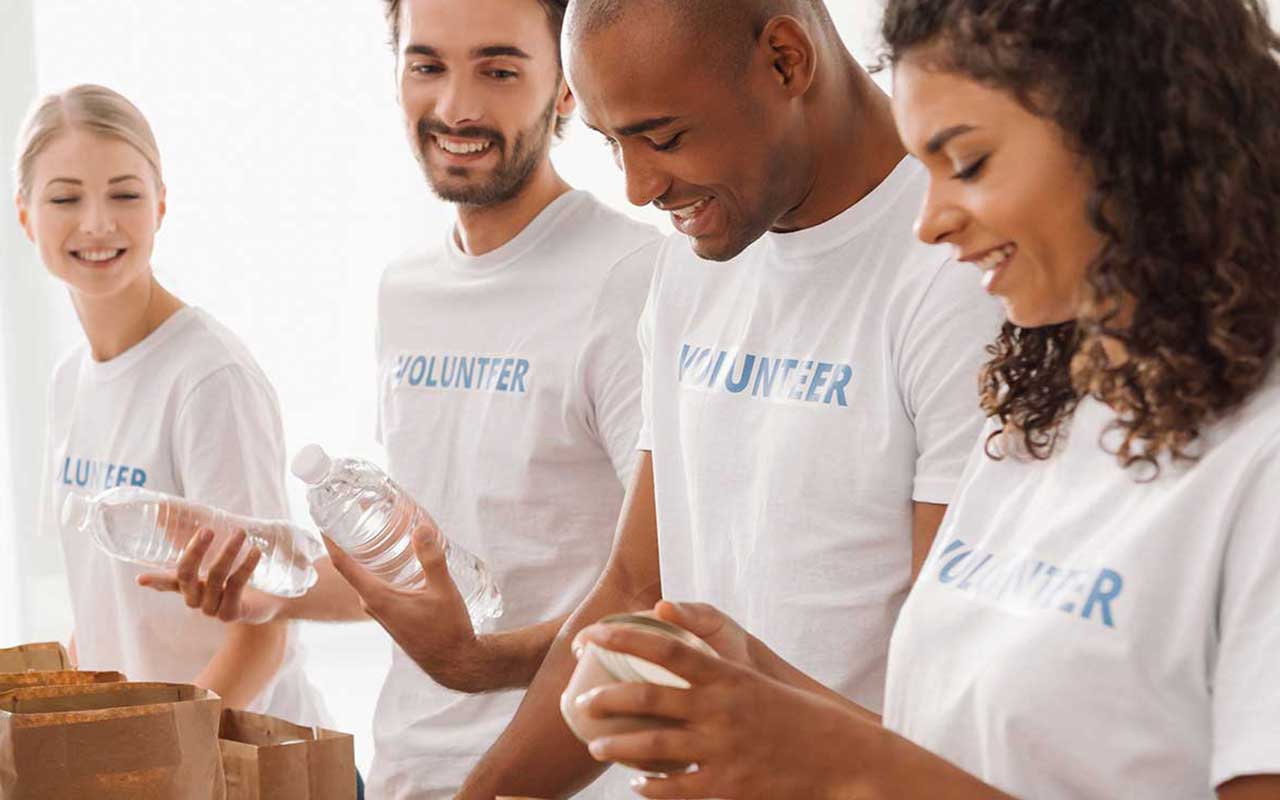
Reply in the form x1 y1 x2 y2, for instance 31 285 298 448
0 669 125 693
0 681 226 800
218 709 356 800
0 641 71 672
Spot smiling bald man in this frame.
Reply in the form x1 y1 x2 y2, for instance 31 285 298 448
456 1 1003 796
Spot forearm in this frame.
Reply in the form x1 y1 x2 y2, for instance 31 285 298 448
453 614 568 693
280 558 367 622
460 451 661 799
194 621 287 709
460 573 660 798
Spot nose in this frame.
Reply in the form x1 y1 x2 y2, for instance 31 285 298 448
434 73 483 130
78 197 117 237
913 180 965 246
619 147 670 209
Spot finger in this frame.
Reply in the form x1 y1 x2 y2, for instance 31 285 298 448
575 682 697 723
136 574 181 593
654 601 724 640
201 530 247 616
409 523 453 587
219 546 262 622
578 626 727 687
321 535 386 603
630 769 721 799
586 729 707 767
177 529 215 607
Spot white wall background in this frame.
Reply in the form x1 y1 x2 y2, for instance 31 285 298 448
5 0 1274 774
0 0 886 772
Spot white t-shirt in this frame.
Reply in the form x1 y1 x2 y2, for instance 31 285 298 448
370 190 662 799
638 157 1002 712
41 306 326 726
884 373 1280 799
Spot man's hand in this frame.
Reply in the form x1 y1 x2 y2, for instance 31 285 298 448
138 529 285 625
324 523 488 693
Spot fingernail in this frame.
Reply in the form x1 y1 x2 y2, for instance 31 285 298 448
588 740 606 758
630 776 647 788
574 689 598 708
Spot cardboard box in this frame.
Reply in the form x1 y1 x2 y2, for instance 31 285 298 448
0 681 225 799
0 641 71 672
219 709 356 800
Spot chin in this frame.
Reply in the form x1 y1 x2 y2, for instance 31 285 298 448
1003 299 1077 329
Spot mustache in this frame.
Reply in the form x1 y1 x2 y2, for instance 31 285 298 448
417 117 505 149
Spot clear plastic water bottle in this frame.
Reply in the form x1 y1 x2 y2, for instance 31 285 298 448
61 487 325 598
291 444 504 628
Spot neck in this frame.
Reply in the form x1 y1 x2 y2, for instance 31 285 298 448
453 159 572 257
775 46 908 233
72 273 186 362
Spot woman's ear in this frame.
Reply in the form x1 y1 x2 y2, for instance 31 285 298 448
15 193 35 243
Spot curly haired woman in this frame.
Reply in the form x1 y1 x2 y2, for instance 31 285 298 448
560 1 1280 797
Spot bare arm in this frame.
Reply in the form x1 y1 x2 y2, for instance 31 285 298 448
276 557 367 622
458 451 662 800
193 620 287 710
1219 776 1280 799
912 501 947 581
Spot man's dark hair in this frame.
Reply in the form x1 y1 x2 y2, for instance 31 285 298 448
381 0 571 137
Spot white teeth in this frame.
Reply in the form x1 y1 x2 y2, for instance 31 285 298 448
77 249 123 262
671 198 710 220
978 244 1016 270
436 136 491 155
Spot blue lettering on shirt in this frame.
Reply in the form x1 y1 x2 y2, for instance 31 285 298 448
59 456 148 492
929 537 1125 629
677 343 853 407
392 353 530 395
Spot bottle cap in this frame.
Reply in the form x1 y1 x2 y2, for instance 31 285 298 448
60 493 93 531
291 444 333 485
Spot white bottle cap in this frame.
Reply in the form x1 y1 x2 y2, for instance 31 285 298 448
60 493 93 531
291 444 333 485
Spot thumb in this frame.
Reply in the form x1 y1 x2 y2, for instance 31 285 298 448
410 523 455 588
654 600 723 639
322 535 385 600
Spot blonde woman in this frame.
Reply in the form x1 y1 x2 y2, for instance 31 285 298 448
14 84 326 727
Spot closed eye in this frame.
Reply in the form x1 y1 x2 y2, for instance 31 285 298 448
652 132 685 152
952 154 990 182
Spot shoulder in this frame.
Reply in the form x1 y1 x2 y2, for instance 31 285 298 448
168 309 277 402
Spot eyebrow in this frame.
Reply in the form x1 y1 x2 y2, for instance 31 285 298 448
926 124 977 154
404 44 532 60
45 175 142 187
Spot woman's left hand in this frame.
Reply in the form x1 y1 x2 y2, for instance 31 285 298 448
572 619 878 799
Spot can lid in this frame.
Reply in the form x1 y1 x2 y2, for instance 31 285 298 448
593 614 717 689
60 493 93 531
291 444 333 485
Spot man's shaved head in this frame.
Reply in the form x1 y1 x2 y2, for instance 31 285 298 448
564 0 849 261
567 0 835 59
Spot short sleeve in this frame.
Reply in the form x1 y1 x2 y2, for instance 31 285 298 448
577 239 662 484
1211 431 1280 786
171 365 291 520
898 259 1003 504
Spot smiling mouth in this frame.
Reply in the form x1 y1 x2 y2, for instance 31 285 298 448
433 135 494 156
669 198 710 220
71 248 126 265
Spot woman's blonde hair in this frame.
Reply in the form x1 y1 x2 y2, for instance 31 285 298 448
13 84 162 199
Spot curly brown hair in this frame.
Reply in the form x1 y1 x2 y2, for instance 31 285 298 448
881 0 1280 473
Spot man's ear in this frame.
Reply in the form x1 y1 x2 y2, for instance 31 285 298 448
759 15 818 99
